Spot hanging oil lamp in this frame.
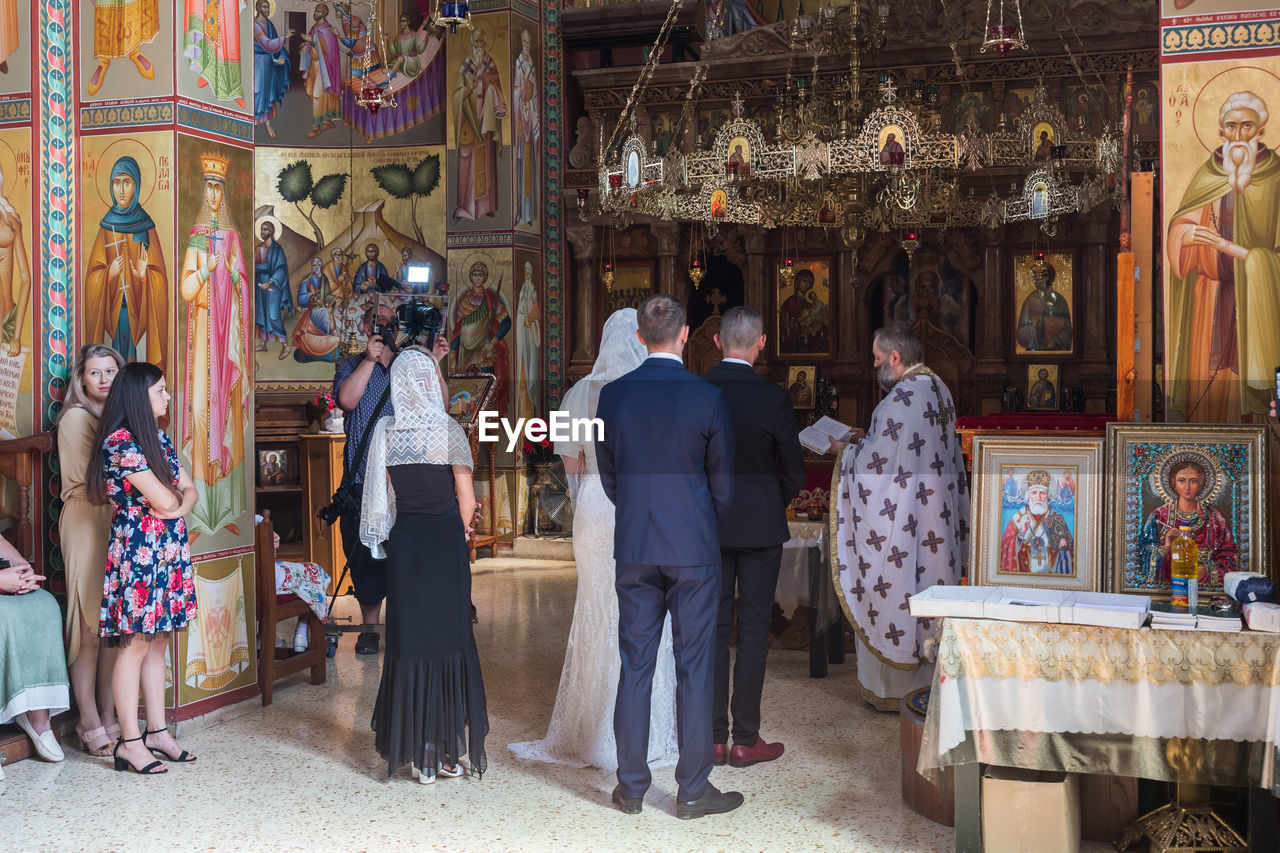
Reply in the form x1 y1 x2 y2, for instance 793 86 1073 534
688 222 707 287
980 0 1027 58
430 0 472 34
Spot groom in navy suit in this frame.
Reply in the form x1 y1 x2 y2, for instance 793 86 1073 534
597 294 744 819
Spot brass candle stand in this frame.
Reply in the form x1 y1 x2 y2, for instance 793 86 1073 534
1116 739 1247 853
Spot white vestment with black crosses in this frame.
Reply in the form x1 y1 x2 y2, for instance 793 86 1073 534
834 366 969 670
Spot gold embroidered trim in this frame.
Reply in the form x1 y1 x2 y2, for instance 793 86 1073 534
938 618 1280 688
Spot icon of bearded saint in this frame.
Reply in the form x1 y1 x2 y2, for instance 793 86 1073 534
1167 91 1280 420
999 470 1074 575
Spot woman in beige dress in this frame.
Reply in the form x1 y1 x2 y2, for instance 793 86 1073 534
56 343 124 756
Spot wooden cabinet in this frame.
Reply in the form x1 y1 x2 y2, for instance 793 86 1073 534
299 433 351 595
254 402 308 562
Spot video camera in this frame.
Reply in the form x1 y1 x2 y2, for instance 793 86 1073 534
369 272 445 352
372 299 443 352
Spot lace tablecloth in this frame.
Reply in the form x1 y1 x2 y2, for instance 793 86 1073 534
919 617 1280 794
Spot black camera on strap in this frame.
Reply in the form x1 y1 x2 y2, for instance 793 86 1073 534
318 381 392 526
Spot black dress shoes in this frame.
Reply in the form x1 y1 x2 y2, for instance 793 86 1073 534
675 785 744 820
354 631 380 655
611 784 643 814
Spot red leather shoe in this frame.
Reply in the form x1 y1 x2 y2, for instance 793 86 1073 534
730 738 784 767
713 743 728 766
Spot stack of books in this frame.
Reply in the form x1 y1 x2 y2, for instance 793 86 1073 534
1149 602 1243 632
1196 609 1244 633
1149 603 1197 631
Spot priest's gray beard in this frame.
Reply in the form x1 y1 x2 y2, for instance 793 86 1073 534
1027 496 1050 515
877 362 897 391
1223 136 1260 194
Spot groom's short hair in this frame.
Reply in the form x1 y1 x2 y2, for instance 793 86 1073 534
719 306 763 351
637 294 685 346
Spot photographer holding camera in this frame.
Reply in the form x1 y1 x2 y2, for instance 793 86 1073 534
333 302 449 654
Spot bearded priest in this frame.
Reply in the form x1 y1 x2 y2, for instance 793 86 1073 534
828 322 969 709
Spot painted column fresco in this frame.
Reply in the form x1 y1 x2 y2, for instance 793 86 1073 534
177 140 254 541
1161 1 1280 420
79 134 175 381
447 12 510 229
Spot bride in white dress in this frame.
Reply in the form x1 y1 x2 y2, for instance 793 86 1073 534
509 308 679 771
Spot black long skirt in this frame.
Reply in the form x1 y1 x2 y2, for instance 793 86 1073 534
371 512 488 779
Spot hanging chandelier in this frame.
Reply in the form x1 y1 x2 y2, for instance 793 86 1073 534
980 0 1027 58
576 2 1117 237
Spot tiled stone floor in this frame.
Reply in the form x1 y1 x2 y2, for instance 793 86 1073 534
4 557 1107 851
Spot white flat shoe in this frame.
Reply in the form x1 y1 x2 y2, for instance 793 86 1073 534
15 714 65 762
293 622 309 653
410 763 435 785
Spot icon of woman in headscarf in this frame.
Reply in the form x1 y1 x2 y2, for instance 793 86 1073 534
84 155 169 376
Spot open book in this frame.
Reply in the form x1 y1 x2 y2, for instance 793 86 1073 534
799 416 854 455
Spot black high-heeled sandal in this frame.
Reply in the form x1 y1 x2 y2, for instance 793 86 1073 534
112 735 167 775
143 728 196 763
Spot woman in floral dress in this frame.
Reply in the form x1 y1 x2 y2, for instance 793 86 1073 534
87 362 199 775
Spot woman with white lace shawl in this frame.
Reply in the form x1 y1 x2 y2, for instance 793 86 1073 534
360 347 488 784
508 308 679 770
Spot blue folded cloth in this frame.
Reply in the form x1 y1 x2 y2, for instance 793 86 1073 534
1225 571 1275 604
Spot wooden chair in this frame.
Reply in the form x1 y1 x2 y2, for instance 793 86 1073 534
0 432 56 770
255 510 326 706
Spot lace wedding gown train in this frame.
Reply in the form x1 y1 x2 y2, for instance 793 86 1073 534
509 474 680 771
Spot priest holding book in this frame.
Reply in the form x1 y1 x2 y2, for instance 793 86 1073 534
828 322 969 709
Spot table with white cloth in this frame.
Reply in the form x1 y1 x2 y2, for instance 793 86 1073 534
776 520 845 678
919 617 1280 851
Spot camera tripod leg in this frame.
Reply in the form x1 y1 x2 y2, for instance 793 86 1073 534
325 560 352 639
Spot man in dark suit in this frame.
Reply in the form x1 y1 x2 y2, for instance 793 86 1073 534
597 294 743 820
703 306 806 768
